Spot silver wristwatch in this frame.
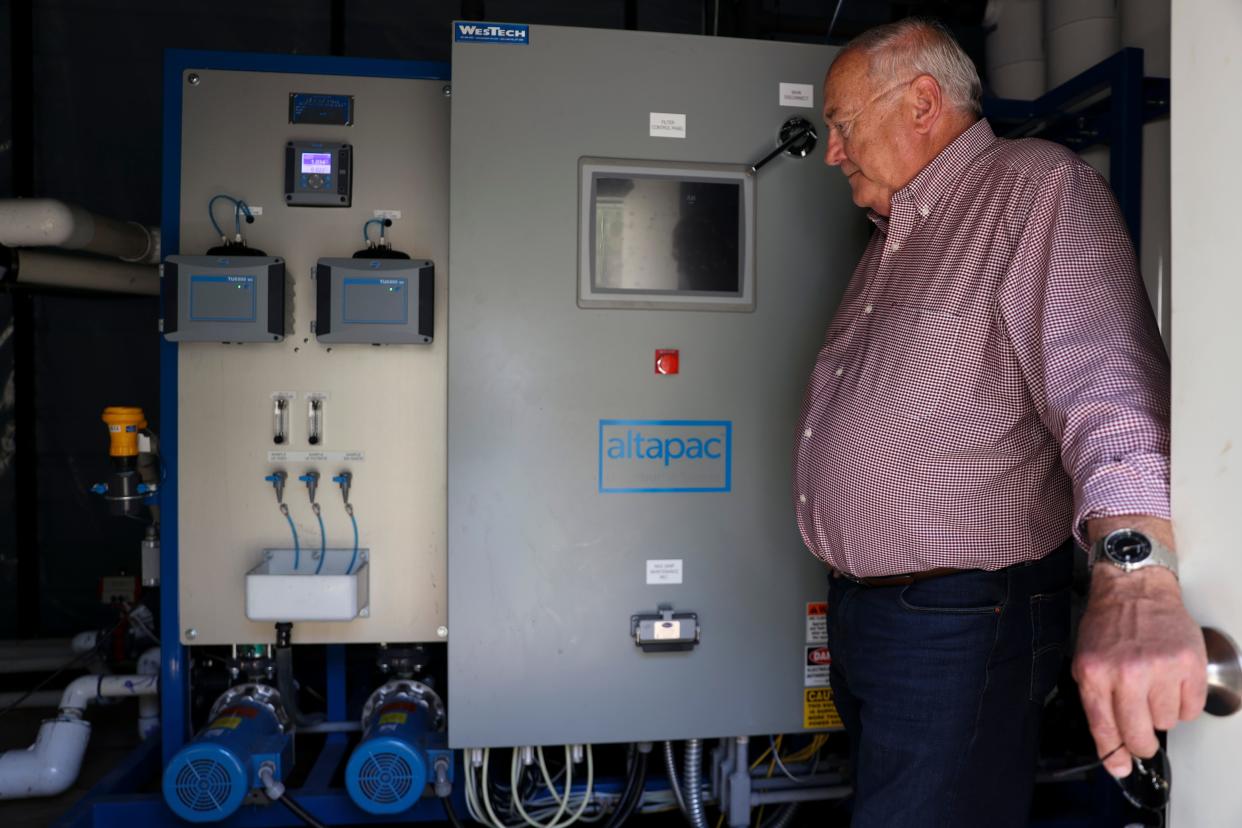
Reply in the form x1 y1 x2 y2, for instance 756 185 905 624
1089 528 1179 577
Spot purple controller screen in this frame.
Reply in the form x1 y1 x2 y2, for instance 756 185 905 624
301 152 333 174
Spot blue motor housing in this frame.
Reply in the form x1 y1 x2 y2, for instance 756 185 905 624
163 684 291 823
345 680 451 815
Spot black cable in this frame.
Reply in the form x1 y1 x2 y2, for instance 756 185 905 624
606 750 648 827
442 794 468 828
275 792 328 828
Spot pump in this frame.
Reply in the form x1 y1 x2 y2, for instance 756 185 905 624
162 684 291 823
344 680 452 814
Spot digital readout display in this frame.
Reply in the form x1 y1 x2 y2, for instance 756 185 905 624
300 152 333 174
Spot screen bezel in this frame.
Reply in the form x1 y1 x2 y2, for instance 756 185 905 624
578 157 756 312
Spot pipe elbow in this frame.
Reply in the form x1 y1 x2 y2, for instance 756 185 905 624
0 719 91 799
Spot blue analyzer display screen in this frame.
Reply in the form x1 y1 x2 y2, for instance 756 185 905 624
188 274 257 322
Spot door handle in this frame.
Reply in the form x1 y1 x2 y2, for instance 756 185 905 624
1204 627 1242 716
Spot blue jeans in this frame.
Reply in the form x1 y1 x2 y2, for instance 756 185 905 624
828 542 1074 828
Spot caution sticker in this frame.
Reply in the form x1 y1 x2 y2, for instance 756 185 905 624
805 601 827 643
209 716 242 730
803 687 843 730
379 712 408 726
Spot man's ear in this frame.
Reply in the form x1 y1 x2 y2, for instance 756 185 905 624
909 74 942 135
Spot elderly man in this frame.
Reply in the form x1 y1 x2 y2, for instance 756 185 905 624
793 18 1207 826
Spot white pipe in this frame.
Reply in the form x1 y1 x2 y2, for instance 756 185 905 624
0 718 91 799
0 665 159 799
0 198 160 263
0 639 77 674
8 249 159 296
137 648 160 740
0 690 64 709
70 632 99 655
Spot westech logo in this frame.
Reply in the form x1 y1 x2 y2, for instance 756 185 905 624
454 22 530 44
598 419 732 493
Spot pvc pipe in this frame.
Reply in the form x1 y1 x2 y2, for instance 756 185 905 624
0 668 159 799
5 249 159 295
137 648 160 740
0 639 77 674
0 198 160 263
60 673 159 712
0 717 91 799
70 632 99 655
0 690 64 709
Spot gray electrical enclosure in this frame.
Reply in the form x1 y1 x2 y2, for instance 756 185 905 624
162 255 286 342
448 25 868 748
315 257 434 344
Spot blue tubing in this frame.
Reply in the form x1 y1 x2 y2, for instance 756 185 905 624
285 511 301 570
314 511 327 574
346 512 359 575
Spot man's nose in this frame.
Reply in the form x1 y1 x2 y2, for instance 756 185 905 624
824 128 847 166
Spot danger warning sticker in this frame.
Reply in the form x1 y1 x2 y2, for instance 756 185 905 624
805 645 832 687
803 687 843 730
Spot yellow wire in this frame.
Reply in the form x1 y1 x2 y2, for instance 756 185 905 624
752 736 781 827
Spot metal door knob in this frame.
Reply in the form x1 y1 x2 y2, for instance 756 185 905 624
1204 627 1242 716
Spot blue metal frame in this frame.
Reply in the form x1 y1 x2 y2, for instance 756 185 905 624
983 47 1169 254
66 48 449 828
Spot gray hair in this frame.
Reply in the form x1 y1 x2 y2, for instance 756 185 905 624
842 18 983 117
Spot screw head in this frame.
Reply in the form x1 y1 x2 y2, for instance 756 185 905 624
187 73 200 86
442 84 452 98
185 628 198 640
436 626 448 639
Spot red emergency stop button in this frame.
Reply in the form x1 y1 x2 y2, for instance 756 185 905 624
655 349 679 375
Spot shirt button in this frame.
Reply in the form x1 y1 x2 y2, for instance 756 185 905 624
835 367 843 376
864 304 873 314
919 205 930 217
799 494 807 505
803 428 813 438
889 241 901 253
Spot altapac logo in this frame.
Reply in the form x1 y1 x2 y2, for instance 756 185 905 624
454 22 530 44
599 419 731 493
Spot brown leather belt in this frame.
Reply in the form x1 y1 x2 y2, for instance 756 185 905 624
835 566 966 588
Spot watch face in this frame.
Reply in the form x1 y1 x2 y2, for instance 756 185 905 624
1105 530 1152 565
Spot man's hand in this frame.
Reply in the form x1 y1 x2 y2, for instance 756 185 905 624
1074 516 1207 777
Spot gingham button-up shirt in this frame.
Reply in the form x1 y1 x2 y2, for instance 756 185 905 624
793 119 1169 577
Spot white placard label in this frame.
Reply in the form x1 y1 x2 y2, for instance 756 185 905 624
247 206 264 216
654 620 682 640
780 82 815 108
649 112 687 139
646 559 683 585
373 210 401 220
268 451 365 462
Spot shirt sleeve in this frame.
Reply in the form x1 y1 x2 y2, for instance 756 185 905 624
998 160 1170 547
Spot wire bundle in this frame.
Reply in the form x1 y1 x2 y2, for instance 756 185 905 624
464 746 604 827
